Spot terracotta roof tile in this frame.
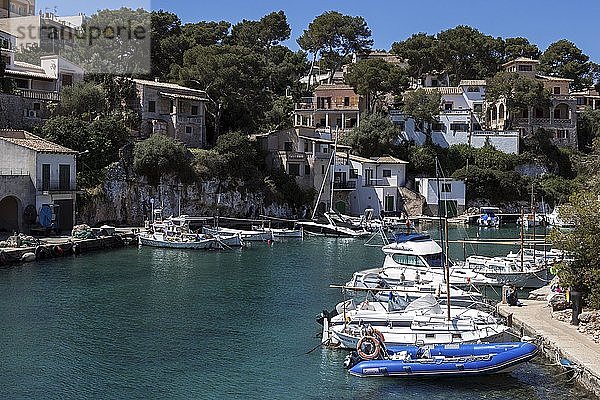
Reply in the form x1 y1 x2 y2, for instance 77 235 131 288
0 130 77 154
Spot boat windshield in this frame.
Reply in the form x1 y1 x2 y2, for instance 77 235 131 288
422 253 452 268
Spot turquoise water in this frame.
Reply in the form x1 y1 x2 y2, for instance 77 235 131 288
0 226 594 399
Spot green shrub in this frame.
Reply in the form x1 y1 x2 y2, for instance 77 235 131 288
134 134 193 185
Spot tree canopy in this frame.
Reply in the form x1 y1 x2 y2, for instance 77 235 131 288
402 89 442 142
539 39 594 91
341 113 401 157
345 58 409 114
297 11 373 84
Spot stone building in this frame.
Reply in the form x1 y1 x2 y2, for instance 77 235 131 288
134 79 208 148
0 130 77 233
294 83 362 139
487 57 578 148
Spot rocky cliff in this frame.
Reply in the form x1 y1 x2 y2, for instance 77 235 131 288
78 162 296 226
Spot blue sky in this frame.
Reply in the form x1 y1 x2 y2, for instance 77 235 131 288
36 0 600 62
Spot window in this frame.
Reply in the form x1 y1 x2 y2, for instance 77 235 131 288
148 101 156 113
444 102 453 111
431 79 439 87
321 165 325 174
33 103 41 111
61 74 73 87
556 129 568 139
473 103 483 113
170 100 175 113
344 97 350 106
554 108 561 119
15 79 28 89
322 145 328 153
284 141 293 152
441 183 452 193
304 164 310 175
518 65 533 72
191 105 199 116
467 86 480 92
382 169 392 178
553 87 561 95
364 168 373 186
185 126 193 134
59 165 70 191
432 123 445 132
449 123 468 132
577 97 586 105
350 169 358 179
304 141 310 152
42 164 50 191
288 163 300 176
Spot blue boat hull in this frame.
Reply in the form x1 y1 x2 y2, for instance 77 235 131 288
348 342 538 378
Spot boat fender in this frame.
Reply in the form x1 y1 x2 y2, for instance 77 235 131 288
21 252 36 263
53 245 64 257
357 336 380 360
549 266 557 275
35 245 50 260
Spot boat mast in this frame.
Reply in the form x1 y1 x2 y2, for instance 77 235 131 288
520 206 524 270
329 127 339 213
435 157 451 322
311 128 338 220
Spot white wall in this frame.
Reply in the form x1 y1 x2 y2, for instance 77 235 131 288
416 178 466 207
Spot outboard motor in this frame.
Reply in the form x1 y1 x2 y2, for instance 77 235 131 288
344 351 362 370
316 308 338 325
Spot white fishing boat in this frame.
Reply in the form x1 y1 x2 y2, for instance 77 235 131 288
546 206 575 229
141 213 243 249
270 227 304 239
202 226 274 242
138 231 220 249
460 255 551 288
298 212 370 238
352 233 494 287
322 294 507 349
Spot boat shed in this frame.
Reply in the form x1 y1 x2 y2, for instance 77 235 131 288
0 130 77 233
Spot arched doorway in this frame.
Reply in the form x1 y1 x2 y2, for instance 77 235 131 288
0 196 20 233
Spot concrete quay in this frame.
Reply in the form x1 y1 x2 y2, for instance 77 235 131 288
0 228 140 265
498 299 600 398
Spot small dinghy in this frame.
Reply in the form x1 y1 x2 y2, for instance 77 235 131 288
344 335 537 378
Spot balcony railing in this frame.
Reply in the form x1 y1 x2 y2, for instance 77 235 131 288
472 130 519 136
17 89 61 101
278 151 306 161
39 181 76 193
0 168 29 176
176 116 203 124
334 181 357 190
514 117 572 126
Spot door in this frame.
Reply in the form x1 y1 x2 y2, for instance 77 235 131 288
55 200 74 232
384 195 395 212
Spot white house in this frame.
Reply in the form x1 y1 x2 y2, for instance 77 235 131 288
335 153 408 217
414 177 466 217
0 130 77 233
393 80 520 154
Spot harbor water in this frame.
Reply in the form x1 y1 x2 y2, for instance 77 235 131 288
0 226 595 399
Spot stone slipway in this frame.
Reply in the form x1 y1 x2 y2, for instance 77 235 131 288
498 299 600 398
